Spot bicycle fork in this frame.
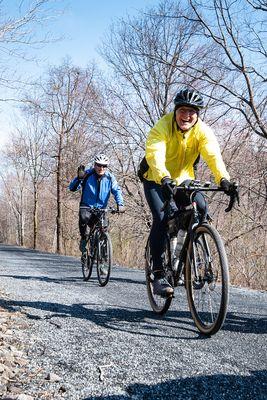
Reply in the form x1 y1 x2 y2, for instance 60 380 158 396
190 228 213 286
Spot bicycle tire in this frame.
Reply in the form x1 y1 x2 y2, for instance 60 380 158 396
145 238 173 315
96 232 112 286
185 223 229 335
81 249 93 281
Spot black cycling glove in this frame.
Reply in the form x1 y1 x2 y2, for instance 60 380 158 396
220 178 236 195
161 176 176 201
220 178 240 211
77 165 85 180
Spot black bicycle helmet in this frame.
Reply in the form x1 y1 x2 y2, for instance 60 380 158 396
174 88 204 110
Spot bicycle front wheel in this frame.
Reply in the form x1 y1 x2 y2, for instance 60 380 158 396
81 249 93 281
185 223 229 335
96 232 112 286
145 238 173 315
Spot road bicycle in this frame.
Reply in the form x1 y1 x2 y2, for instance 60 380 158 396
145 180 239 335
81 207 119 286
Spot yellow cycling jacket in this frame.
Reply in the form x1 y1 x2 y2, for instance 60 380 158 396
144 112 230 185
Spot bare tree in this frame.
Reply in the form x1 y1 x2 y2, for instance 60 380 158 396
246 0 267 11
13 114 49 248
179 0 267 138
0 148 28 246
100 0 202 124
99 0 202 209
25 60 101 253
0 0 61 99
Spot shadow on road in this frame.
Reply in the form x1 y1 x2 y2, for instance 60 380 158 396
0 273 145 287
82 370 267 400
0 298 204 339
0 294 266 339
0 274 82 284
223 312 267 334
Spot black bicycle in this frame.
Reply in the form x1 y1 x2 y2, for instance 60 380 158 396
145 180 239 335
81 207 118 286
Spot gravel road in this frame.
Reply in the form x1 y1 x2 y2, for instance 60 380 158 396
0 244 266 399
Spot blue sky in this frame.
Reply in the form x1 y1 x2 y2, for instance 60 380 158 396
51 0 157 67
0 0 158 147
40 0 158 69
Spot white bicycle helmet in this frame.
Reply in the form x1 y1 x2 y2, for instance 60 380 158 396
94 153 109 166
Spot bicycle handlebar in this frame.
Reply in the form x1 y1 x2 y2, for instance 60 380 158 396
171 180 239 212
84 206 122 215
173 181 222 193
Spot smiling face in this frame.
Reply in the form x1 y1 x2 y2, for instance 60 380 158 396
175 106 198 131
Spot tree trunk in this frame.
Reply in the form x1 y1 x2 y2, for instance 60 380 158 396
56 133 63 253
19 186 24 246
33 184 38 249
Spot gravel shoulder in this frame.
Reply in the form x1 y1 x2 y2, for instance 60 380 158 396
0 244 266 399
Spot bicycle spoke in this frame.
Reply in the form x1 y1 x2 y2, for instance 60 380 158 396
81 248 93 281
97 233 112 286
186 224 229 335
145 239 173 315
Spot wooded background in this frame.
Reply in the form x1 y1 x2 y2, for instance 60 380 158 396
0 0 266 290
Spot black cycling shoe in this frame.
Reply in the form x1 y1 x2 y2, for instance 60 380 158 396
153 277 174 297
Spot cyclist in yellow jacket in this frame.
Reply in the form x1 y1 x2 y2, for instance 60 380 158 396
142 88 236 297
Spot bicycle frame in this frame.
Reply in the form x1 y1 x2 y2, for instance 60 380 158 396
168 182 230 285
88 208 111 255
81 207 119 285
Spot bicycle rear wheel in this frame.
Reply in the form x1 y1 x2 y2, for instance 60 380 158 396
96 232 112 286
145 238 173 315
185 223 229 335
81 249 93 281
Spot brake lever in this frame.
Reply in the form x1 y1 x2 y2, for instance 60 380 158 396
225 183 239 212
225 194 235 212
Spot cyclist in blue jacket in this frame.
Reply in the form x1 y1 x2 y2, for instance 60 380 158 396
69 153 124 254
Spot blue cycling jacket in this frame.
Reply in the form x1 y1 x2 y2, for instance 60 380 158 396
69 168 124 208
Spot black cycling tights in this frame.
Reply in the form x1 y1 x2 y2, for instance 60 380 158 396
143 179 207 272
79 208 98 239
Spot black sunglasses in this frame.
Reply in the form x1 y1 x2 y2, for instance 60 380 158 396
95 163 108 168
